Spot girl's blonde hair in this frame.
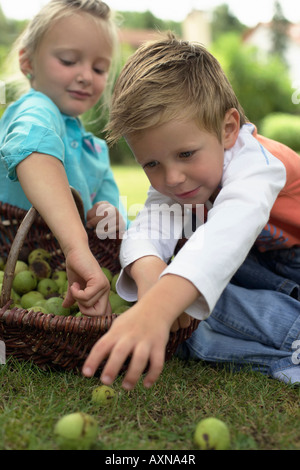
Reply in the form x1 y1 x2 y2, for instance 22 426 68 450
107 33 247 144
6 0 119 107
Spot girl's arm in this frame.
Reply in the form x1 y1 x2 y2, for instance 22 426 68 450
16 152 111 315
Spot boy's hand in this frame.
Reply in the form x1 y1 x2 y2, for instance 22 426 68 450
82 303 171 389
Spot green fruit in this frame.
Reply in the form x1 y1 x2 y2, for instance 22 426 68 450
114 305 130 315
109 292 131 313
12 270 37 295
29 306 48 314
21 291 44 309
14 260 29 276
194 417 230 450
29 259 51 281
54 412 98 450
0 256 5 270
111 273 119 293
37 278 59 298
0 271 4 283
52 270 68 289
45 296 70 316
101 267 113 283
28 248 51 265
91 385 117 405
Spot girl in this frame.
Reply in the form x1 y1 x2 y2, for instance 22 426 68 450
0 0 126 315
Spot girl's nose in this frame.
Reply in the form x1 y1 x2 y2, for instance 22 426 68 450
76 67 92 85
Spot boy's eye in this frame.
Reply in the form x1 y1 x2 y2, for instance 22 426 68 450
179 151 193 158
144 160 158 169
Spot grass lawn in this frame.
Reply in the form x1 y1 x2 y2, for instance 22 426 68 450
0 164 299 451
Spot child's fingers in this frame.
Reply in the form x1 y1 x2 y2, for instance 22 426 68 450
143 348 166 389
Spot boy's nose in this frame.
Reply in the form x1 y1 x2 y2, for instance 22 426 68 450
165 167 186 187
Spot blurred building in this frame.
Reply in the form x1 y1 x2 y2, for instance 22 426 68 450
182 10 211 46
243 22 300 82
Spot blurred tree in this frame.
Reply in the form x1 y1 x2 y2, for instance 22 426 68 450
0 5 27 47
270 0 289 62
211 33 296 127
118 10 181 35
211 4 246 41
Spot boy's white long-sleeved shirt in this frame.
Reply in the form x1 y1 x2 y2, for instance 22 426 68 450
117 124 299 320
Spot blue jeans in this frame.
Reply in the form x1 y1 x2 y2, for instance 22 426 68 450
176 246 300 385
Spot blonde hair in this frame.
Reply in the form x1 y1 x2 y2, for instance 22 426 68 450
6 0 119 107
107 33 247 143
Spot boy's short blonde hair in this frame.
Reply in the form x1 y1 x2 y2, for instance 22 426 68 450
107 33 247 143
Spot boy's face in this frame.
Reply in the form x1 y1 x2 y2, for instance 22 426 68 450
29 13 112 117
127 119 228 207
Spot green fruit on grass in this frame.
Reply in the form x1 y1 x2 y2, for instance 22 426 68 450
101 267 113 283
194 417 230 450
37 278 59 298
91 385 117 405
28 248 51 265
45 296 70 316
29 259 51 280
12 270 37 295
51 270 68 289
20 291 44 309
109 292 131 313
54 412 98 450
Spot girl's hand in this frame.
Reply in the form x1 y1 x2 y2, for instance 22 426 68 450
86 201 126 239
62 246 111 316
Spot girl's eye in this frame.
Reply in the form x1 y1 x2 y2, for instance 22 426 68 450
60 59 75 66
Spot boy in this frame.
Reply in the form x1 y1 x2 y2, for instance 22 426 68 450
83 34 300 389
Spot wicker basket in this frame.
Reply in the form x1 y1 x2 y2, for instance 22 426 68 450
0 198 200 374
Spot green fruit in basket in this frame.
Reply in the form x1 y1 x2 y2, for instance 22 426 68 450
14 260 29 276
101 267 113 283
111 273 119 293
109 292 131 313
51 270 68 289
0 271 4 283
45 296 70 316
37 278 59 298
54 412 99 450
114 305 130 315
29 259 51 281
91 385 117 405
29 305 48 314
21 291 44 309
12 270 37 295
28 248 51 265
0 256 5 270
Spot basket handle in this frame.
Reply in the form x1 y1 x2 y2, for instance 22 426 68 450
0 187 85 308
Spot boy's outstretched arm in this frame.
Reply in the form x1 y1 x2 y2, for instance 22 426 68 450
82 273 200 389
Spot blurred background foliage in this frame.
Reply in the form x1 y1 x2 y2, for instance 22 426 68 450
0 2 299 162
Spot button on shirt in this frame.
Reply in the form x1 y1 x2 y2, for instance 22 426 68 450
0 89 126 221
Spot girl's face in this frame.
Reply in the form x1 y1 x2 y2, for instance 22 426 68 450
29 13 112 117
126 111 239 207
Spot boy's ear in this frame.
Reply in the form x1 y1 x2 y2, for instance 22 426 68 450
19 49 33 77
223 108 240 150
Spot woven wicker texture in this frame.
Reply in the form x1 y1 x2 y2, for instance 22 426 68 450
0 200 200 374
